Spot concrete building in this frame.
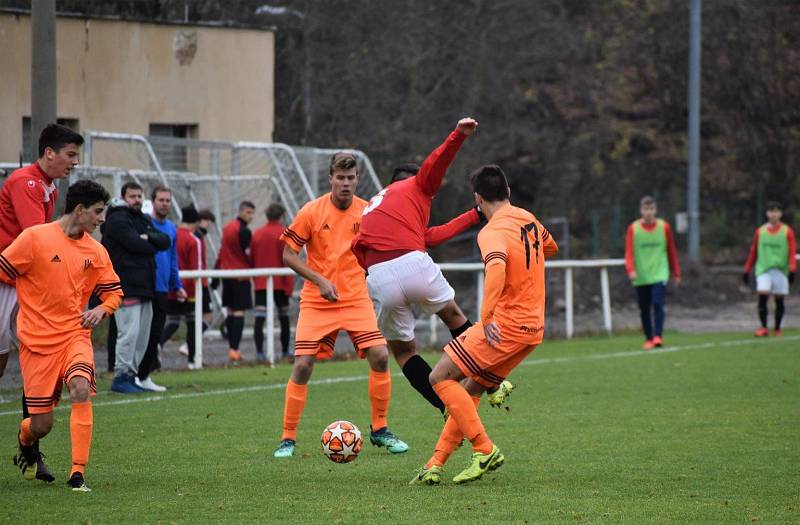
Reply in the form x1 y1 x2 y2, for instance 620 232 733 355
0 9 275 163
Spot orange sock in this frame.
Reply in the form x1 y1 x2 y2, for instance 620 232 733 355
426 396 481 468
432 381 492 455
368 369 391 431
19 418 36 446
281 380 307 441
70 401 93 476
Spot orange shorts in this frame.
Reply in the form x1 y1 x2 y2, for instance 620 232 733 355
444 322 537 388
294 301 386 359
19 335 96 415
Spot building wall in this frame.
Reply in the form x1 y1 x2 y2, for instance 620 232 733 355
0 12 274 162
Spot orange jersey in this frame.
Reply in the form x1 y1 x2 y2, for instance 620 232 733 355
0 222 122 354
478 203 558 344
281 194 370 307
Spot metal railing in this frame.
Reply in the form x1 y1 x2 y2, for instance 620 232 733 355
179 258 625 368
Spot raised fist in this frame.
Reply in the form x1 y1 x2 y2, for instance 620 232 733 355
456 118 478 136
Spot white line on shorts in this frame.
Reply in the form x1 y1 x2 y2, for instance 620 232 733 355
0 335 796 417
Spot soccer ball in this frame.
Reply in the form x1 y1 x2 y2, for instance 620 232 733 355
321 420 362 463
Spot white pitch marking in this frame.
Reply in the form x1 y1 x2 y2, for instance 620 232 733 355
0 335 796 417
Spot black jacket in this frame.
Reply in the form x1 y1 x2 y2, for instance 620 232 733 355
101 200 171 299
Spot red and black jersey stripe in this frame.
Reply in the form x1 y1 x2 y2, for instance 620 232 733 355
350 331 384 349
483 251 508 266
282 228 309 247
0 255 19 280
65 362 96 393
93 282 122 296
447 338 505 386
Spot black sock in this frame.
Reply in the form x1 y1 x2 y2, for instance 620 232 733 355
228 316 245 350
279 315 290 355
401 354 445 412
449 319 473 339
758 295 768 328
254 316 265 354
21 394 39 452
775 297 785 330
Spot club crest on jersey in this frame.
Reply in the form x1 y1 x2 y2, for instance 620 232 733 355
322 223 331 230
352 222 360 234
50 255 61 263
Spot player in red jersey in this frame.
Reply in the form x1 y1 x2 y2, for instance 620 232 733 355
0 123 83 483
251 203 295 362
353 118 512 413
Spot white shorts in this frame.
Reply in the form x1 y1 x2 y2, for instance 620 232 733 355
756 268 790 296
366 251 455 342
0 282 18 355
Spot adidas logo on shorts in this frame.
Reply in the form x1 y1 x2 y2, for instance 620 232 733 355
51 255 61 263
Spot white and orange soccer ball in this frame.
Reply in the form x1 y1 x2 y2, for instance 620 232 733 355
321 420 362 463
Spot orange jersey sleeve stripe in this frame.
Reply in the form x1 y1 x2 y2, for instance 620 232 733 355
0 254 20 279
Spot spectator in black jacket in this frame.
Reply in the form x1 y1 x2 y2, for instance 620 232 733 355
102 182 170 394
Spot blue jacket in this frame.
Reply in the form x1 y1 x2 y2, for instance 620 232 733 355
151 216 182 293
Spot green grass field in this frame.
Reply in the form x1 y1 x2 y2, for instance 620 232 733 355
1 331 798 524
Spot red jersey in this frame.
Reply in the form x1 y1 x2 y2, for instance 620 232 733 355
352 129 468 268
217 218 251 274
0 163 58 251
173 226 206 298
251 220 295 294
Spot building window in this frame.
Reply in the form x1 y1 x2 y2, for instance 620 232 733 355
148 123 198 172
21 117 80 163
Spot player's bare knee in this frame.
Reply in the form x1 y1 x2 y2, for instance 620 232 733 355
68 377 91 403
388 339 415 362
291 356 315 384
366 346 389 372
31 414 54 437
436 300 466 327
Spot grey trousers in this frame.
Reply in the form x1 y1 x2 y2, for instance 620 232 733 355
114 300 154 377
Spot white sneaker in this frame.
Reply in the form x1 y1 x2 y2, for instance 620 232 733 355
135 376 167 392
187 362 198 370
178 343 189 356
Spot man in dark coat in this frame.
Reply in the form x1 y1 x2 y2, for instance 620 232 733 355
101 182 170 393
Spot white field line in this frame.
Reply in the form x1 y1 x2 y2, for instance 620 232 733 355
0 335 797 417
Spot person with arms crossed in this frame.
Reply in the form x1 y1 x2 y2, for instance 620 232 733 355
410 165 557 485
624 196 681 350
743 201 796 336
216 201 255 362
0 123 83 482
251 202 295 362
273 153 408 458
6 180 123 491
353 118 513 415
101 182 170 393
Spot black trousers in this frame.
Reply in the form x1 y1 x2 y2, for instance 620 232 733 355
139 292 168 379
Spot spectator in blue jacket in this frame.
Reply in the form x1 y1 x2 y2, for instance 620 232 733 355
138 186 186 391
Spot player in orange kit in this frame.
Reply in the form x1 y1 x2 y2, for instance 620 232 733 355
4 180 123 492
410 165 558 485
273 154 407 458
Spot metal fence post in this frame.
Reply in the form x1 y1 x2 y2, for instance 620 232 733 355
476 269 484 318
194 278 203 368
267 275 275 366
428 314 437 347
565 267 574 339
600 267 612 335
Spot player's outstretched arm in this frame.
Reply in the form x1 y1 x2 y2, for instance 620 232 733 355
282 244 339 302
416 117 478 197
424 207 482 248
